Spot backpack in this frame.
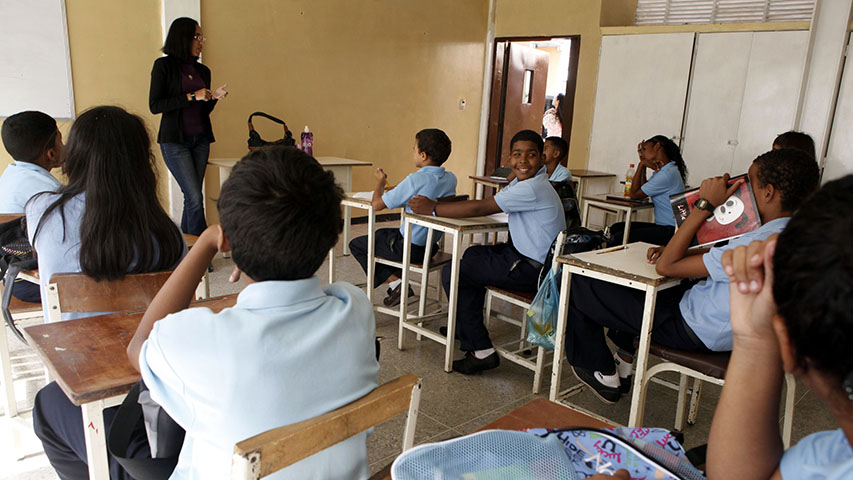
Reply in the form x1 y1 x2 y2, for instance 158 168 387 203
550 180 582 229
1 216 39 343
538 226 608 286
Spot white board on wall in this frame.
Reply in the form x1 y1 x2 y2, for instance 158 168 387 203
0 0 75 120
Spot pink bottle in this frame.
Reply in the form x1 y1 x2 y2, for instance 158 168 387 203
301 126 313 156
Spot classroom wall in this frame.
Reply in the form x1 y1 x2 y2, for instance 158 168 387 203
201 0 490 222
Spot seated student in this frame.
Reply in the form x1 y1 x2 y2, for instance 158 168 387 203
349 128 456 307
409 130 565 374
543 136 572 182
607 135 687 246
26 106 186 322
772 130 816 159
562 148 818 404
0 111 64 302
707 175 853 480
0 111 63 214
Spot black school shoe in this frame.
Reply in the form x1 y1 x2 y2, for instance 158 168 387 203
453 351 500 374
571 365 621 405
383 284 416 307
619 375 633 395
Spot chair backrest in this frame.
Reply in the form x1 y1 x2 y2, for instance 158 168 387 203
437 194 470 203
549 230 568 273
232 373 423 480
550 181 582 229
45 270 173 322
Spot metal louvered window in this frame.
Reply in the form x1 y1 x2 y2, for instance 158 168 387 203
635 0 815 25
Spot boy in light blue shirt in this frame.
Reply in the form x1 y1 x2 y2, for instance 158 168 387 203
0 111 63 214
562 148 819 405
409 130 565 374
124 147 379 479
544 136 572 182
349 128 456 307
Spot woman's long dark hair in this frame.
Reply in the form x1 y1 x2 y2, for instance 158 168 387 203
34 106 184 281
162 17 198 61
648 135 688 184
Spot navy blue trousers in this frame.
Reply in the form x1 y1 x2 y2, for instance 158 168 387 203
349 228 438 289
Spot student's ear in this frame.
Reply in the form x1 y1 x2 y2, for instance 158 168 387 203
216 226 232 253
772 314 802 375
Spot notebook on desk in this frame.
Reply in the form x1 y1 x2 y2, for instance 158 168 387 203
489 167 511 180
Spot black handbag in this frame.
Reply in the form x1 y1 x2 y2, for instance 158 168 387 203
0 216 39 343
247 111 295 150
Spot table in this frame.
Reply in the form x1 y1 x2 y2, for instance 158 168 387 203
396 212 508 372
469 175 509 193
328 194 375 302
209 156 372 256
582 194 655 245
572 170 617 202
368 398 614 480
549 242 681 427
22 294 238 480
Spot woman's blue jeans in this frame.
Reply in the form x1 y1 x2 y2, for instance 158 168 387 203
160 136 209 235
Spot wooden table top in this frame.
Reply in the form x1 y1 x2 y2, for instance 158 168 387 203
404 212 509 232
469 175 509 185
572 169 617 178
558 242 676 287
368 398 612 480
0 213 23 224
22 294 238 406
210 156 372 169
583 193 654 208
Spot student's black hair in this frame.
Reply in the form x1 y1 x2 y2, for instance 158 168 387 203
752 148 819 212
773 175 853 386
646 135 688 184
1 111 58 163
545 136 568 161
415 129 452 165
218 146 344 281
510 130 544 155
33 106 184 281
773 131 816 159
554 93 565 126
162 17 198 61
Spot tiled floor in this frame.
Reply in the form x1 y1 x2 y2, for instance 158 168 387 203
0 219 837 478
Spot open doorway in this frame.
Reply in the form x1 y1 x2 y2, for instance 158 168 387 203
484 36 580 183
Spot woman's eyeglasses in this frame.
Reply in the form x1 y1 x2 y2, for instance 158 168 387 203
193 34 206 42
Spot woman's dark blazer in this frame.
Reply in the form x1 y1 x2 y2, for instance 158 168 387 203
149 55 217 144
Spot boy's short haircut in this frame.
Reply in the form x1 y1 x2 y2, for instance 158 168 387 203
545 136 568 160
773 175 853 383
218 146 344 281
752 148 819 212
415 129 452 165
773 131 816 159
510 130 544 155
1 111 58 163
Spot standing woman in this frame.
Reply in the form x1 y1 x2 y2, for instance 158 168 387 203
149 17 227 236
542 93 564 137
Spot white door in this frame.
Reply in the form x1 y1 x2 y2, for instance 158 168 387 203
823 34 853 183
587 33 695 191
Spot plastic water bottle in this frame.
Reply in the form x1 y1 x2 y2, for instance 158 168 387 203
624 163 636 196
301 126 313 156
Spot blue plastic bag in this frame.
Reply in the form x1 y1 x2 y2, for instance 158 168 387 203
526 267 561 349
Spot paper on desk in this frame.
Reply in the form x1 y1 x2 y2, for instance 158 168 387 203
488 212 509 223
352 191 374 201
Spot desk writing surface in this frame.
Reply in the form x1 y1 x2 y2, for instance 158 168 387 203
584 193 654 209
572 170 616 178
405 212 508 231
482 398 613 430
209 157 371 169
558 242 669 286
469 175 509 185
23 294 238 405
0 213 23 224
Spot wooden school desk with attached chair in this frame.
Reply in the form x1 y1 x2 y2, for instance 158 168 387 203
581 194 655 245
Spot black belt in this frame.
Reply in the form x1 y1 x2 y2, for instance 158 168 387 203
508 244 544 273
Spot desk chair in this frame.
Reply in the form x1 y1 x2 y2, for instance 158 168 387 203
636 344 796 448
484 230 567 394
44 270 173 322
232 373 422 479
0 290 42 417
374 195 468 319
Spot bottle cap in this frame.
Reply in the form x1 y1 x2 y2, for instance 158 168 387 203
630 163 635 167
304 126 310 133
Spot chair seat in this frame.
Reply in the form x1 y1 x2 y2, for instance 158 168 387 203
9 296 41 315
647 343 730 379
486 287 536 304
375 252 453 270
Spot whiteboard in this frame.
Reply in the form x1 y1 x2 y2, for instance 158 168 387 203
587 33 695 191
823 34 853 184
0 0 75 120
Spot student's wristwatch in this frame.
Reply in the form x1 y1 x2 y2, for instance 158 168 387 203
190 92 196 101
694 198 716 213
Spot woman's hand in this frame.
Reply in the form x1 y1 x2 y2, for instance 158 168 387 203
408 195 436 215
212 84 228 100
191 87 211 101
698 174 742 208
647 246 664 264
722 236 780 347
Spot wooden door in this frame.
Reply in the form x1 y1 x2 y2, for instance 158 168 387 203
486 43 549 173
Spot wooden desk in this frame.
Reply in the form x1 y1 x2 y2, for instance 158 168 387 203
209 156 372 256
582 194 655 245
572 170 617 219
550 243 681 427
395 212 508 372
469 175 509 193
369 398 613 480
22 294 238 480
329 194 375 303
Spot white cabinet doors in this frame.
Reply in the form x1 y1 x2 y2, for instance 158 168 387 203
682 30 809 185
587 33 695 191
823 34 853 184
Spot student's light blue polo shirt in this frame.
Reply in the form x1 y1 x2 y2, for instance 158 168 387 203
549 163 572 183
780 429 853 479
0 161 61 213
679 217 789 351
382 166 456 246
494 174 566 263
139 278 380 480
640 161 684 227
